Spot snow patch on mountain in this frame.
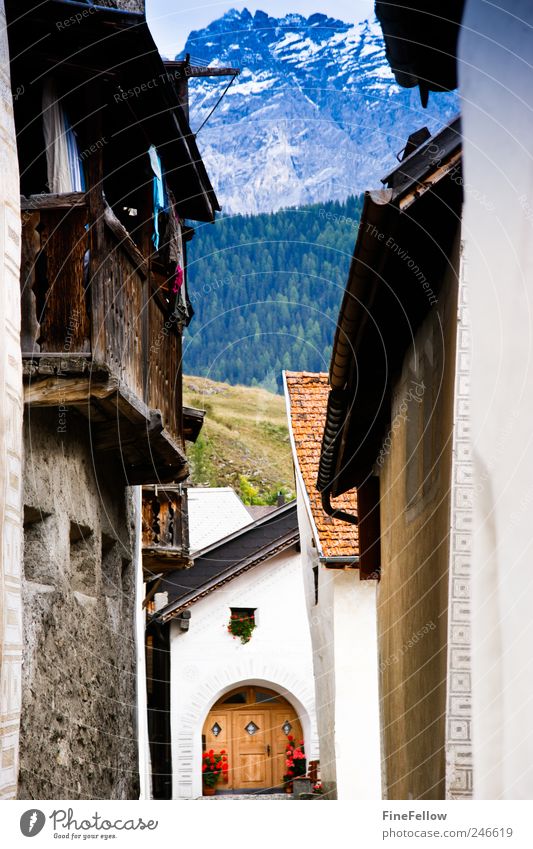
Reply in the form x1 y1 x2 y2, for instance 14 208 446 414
180 8 458 214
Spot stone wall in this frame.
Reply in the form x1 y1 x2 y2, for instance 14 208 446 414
19 408 139 799
0 0 24 800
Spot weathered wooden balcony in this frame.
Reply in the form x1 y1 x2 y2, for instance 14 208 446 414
142 485 191 577
20 192 187 485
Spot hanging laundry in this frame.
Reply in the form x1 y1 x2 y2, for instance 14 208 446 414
148 144 166 250
42 79 84 193
159 188 183 270
172 265 184 294
64 112 85 192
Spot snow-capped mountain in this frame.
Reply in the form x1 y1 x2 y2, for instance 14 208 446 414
180 8 458 215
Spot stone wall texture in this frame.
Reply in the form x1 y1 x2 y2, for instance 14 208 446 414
19 408 139 799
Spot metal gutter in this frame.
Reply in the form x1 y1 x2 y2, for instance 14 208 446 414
318 555 360 565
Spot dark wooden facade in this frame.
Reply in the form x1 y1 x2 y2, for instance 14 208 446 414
8 0 218 486
21 194 187 483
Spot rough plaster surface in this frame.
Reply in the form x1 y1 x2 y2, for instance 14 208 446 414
19 408 139 799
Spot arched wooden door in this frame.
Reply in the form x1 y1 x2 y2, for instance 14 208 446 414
202 685 304 791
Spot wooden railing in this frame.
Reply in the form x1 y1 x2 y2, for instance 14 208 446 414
20 193 183 449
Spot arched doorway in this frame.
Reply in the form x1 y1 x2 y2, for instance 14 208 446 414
202 685 304 791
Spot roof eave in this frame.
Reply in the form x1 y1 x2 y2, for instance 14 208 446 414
155 529 299 623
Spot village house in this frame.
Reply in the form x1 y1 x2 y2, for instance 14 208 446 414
316 118 470 799
0 0 219 799
376 0 533 800
141 485 254 798
146 496 318 799
283 372 381 800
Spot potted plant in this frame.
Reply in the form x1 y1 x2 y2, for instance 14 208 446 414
283 736 306 792
227 611 256 644
202 749 229 795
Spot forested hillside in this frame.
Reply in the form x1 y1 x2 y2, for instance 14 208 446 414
184 196 362 392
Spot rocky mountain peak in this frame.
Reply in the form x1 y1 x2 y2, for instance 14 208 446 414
180 10 458 214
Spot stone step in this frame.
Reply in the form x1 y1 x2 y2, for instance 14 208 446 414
200 793 290 800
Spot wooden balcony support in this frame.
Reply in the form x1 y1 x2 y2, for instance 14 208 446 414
183 405 205 443
143 548 193 577
23 356 188 485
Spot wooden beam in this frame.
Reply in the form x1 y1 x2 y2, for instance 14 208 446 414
142 576 163 609
127 461 188 487
143 548 192 573
20 192 87 210
24 375 119 406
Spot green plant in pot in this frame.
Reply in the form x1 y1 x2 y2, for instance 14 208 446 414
227 611 256 644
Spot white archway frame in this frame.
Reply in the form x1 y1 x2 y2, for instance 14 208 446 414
171 663 319 799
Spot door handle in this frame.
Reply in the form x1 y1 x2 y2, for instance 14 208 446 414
266 744 271 756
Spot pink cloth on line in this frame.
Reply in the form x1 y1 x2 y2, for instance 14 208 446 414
172 265 184 293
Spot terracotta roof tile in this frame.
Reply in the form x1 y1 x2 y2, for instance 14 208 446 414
284 372 358 559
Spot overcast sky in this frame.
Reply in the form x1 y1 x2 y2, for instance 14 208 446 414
146 0 375 58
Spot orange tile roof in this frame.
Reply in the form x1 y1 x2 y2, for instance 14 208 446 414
284 371 359 559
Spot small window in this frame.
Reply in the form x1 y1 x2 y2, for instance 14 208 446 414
313 565 319 605
230 607 257 627
222 691 247 705
255 691 280 704
230 607 256 620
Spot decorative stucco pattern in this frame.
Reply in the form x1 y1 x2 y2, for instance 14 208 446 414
0 0 23 799
445 245 473 798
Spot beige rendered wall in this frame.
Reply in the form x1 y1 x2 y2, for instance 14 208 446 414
377 236 460 799
0 0 24 800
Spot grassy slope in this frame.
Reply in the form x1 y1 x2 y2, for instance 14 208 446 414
183 376 295 502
